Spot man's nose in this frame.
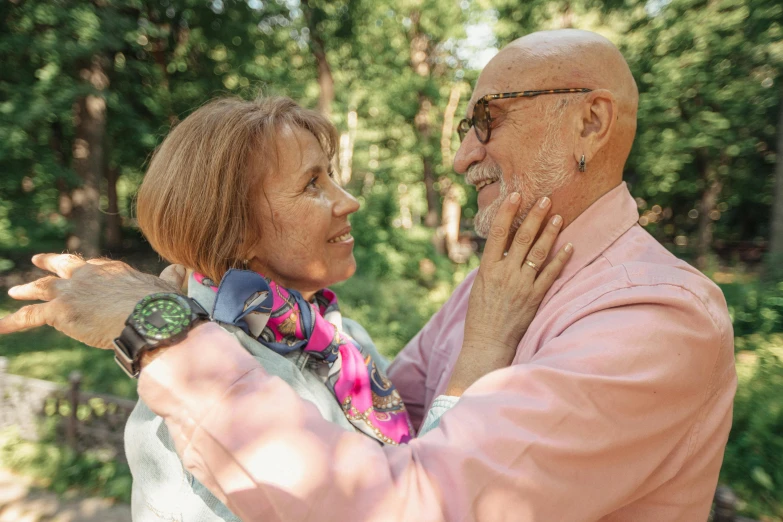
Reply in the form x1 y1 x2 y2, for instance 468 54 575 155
452 131 485 175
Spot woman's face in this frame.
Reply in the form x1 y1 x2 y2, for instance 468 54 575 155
246 125 360 297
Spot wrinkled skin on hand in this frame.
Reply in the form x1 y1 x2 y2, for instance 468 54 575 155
446 193 573 396
0 254 185 349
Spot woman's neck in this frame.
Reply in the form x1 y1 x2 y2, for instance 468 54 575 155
246 260 317 301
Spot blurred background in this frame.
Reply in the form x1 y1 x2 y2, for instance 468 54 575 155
0 0 781 520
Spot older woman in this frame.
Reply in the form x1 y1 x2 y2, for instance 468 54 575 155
5 96 570 521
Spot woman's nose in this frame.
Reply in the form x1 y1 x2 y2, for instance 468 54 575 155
333 185 360 217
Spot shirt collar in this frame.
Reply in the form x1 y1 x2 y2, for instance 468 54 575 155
543 181 640 301
188 272 217 314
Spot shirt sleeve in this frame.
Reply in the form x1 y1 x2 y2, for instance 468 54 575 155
386 271 476 430
417 395 460 436
138 283 735 522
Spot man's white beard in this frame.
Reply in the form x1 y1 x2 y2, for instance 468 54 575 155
472 114 573 238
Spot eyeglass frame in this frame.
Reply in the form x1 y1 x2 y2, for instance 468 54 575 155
456 88 593 144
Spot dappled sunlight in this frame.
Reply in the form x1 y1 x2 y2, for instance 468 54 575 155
237 431 328 495
0 0 781 518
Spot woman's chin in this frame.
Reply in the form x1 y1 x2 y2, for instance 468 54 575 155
339 257 358 283
327 257 357 288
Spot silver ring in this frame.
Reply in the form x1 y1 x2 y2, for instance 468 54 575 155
524 259 540 272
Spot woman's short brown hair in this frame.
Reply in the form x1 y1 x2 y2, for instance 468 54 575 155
136 96 338 283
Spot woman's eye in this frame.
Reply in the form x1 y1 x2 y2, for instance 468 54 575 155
328 169 335 179
307 176 318 188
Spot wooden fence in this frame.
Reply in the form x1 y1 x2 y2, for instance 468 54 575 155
0 356 136 462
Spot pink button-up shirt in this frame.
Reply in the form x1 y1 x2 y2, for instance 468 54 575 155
139 182 736 522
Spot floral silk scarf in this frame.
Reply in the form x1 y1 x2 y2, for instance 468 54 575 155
194 269 413 445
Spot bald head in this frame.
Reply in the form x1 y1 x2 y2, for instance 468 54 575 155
500 30 638 106
454 29 641 233
471 29 639 176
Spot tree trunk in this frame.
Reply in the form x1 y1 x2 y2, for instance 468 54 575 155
302 0 334 118
417 94 439 227
105 164 122 251
696 149 721 270
768 94 783 258
49 122 73 219
440 83 462 168
441 181 462 260
410 11 439 227
338 110 357 186
557 3 574 28
69 57 108 257
313 41 334 119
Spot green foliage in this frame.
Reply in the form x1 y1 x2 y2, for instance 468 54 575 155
721 335 783 519
721 278 783 337
0 0 782 517
0 295 138 399
492 0 782 258
334 274 452 358
0 426 132 503
624 0 782 248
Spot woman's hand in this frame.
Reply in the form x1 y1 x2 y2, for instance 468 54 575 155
0 254 183 349
446 193 573 396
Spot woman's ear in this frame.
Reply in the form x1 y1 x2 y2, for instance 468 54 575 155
572 89 616 167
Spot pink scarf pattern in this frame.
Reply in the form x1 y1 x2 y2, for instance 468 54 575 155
194 269 413 445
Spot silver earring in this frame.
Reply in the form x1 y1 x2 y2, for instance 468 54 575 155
578 155 586 172
241 259 249 270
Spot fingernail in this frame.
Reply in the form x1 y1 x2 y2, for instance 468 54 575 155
8 286 19 297
552 215 563 226
539 197 550 209
510 192 520 203
565 243 573 253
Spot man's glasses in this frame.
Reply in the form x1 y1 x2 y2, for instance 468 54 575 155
456 88 592 144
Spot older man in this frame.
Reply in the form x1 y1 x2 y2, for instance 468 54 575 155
1 30 735 521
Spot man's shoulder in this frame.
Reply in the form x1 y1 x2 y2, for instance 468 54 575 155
595 225 731 337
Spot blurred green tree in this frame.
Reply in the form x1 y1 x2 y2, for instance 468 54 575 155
491 0 782 268
0 0 315 257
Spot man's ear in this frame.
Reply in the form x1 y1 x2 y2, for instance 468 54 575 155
572 89 616 167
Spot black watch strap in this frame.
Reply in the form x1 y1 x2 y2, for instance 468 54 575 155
113 325 148 378
189 299 209 320
113 294 210 379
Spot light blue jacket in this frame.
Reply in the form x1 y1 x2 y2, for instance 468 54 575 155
124 278 389 522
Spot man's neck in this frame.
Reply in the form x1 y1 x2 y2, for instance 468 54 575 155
553 173 623 230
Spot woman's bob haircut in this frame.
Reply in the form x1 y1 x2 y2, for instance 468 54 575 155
136 96 338 284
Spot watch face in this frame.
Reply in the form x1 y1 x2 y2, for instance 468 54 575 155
130 294 192 341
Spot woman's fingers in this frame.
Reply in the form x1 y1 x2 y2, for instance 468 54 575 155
160 264 188 292
0 303 52 334
32 253 86 279
482 192 522 262
506 197 551 265
532 243 574 296
521 214 564 274
8 276 60 302
86 258 114 266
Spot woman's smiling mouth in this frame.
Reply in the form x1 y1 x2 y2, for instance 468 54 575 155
328 227 353 243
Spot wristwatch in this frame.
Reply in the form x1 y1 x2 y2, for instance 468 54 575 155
112 293 209 378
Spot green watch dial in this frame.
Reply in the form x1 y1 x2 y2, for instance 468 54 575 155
130 294 193 341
